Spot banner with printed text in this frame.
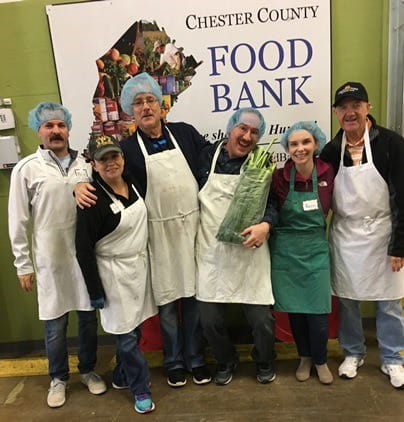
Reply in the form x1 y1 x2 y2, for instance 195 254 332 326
47 0 331 161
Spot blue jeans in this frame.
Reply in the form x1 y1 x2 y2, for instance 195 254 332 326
158 296 205 371
45 311 98 381
339 298 404 365
288 313 329 365
112 327 151 396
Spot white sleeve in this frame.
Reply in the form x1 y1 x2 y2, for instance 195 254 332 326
8 164 34 275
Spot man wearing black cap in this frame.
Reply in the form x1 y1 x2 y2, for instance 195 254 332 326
320 82 404 388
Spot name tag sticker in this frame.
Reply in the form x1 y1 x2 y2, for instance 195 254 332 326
75 168 89 178
302 199 319 211
110 201 125 214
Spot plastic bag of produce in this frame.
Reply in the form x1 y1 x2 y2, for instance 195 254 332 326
216 143 277 244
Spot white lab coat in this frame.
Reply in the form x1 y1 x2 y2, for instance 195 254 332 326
8 147 93 319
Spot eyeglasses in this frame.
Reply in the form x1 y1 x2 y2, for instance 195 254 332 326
132 97 159 108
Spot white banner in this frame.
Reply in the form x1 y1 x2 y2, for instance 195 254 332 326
47 0 331 161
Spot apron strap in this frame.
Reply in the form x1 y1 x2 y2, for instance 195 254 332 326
204 141 224 185
340 124 372 168
289 165 318 194
98 180 137 206
137 125 180 157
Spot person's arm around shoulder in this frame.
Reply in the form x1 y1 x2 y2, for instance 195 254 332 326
8 162 35 292
179 121 210 154
320 137 341 175
75 182 98 209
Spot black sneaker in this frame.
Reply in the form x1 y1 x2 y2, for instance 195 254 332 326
192 365 212 385
256 363 276 384
167 368 187 388
215 362 237 385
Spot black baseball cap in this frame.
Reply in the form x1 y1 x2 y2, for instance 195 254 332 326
333 82 369 107
88 134 122 161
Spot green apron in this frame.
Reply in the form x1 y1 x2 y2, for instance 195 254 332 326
270 165 331 314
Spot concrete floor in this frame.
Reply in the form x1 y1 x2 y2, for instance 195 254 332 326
0 332 403 421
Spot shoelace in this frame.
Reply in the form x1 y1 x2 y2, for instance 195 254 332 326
86 372 102 382
49 381 65 392
386 365 404 375
136 393 151 402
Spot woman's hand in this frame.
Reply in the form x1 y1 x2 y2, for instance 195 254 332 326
75 183 97 209
242 222 271 249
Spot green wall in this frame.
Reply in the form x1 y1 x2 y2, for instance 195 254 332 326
0 0 391 345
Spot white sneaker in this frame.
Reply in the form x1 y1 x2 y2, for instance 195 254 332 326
47 378 66 408
338 356 364 379
80 372 107 395
381 364 404 389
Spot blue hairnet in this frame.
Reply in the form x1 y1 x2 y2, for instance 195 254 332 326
280 121 327 153
28 102 72 131
226 108 266 140
120 72 163 115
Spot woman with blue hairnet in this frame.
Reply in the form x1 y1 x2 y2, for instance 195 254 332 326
269 121 335 384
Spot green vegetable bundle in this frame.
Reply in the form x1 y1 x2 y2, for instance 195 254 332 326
216 139 277 244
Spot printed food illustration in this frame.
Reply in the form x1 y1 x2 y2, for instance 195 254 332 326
91 20 202 141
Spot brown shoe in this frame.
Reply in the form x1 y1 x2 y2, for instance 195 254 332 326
296 357 312 382
315 363 333 384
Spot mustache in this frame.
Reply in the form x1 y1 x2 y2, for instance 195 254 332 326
50 134 64 141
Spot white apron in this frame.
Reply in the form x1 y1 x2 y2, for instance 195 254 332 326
196 142 274 305
95 184 157 334
34 152 92 320
137 129 199 306
329 127 404 300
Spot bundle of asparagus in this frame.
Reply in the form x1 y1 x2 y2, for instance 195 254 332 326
216 138 277 244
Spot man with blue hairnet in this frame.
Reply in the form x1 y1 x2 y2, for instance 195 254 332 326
8 102 106 408
196 107 276 385
76 73 211 388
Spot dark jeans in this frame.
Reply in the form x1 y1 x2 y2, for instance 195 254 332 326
112 327 151 396
199 302 275 366
288 313 329 365
45 310 98 381
158 296 206 371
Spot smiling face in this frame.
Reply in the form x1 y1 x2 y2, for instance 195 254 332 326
92 151 125 184
333 98 371 139
287 129 318 166
37 119 69 157
225 112 260 159
132 93 162 135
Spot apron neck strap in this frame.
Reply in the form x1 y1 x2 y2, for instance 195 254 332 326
340 124 372 167
137 124 178 156
289 165 318 193
209 141 224 173
99 180 136 204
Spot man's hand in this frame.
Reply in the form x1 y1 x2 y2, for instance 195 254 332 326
18 273 35 292
75 183 97 209
242 222 271 249
390 256 404 272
